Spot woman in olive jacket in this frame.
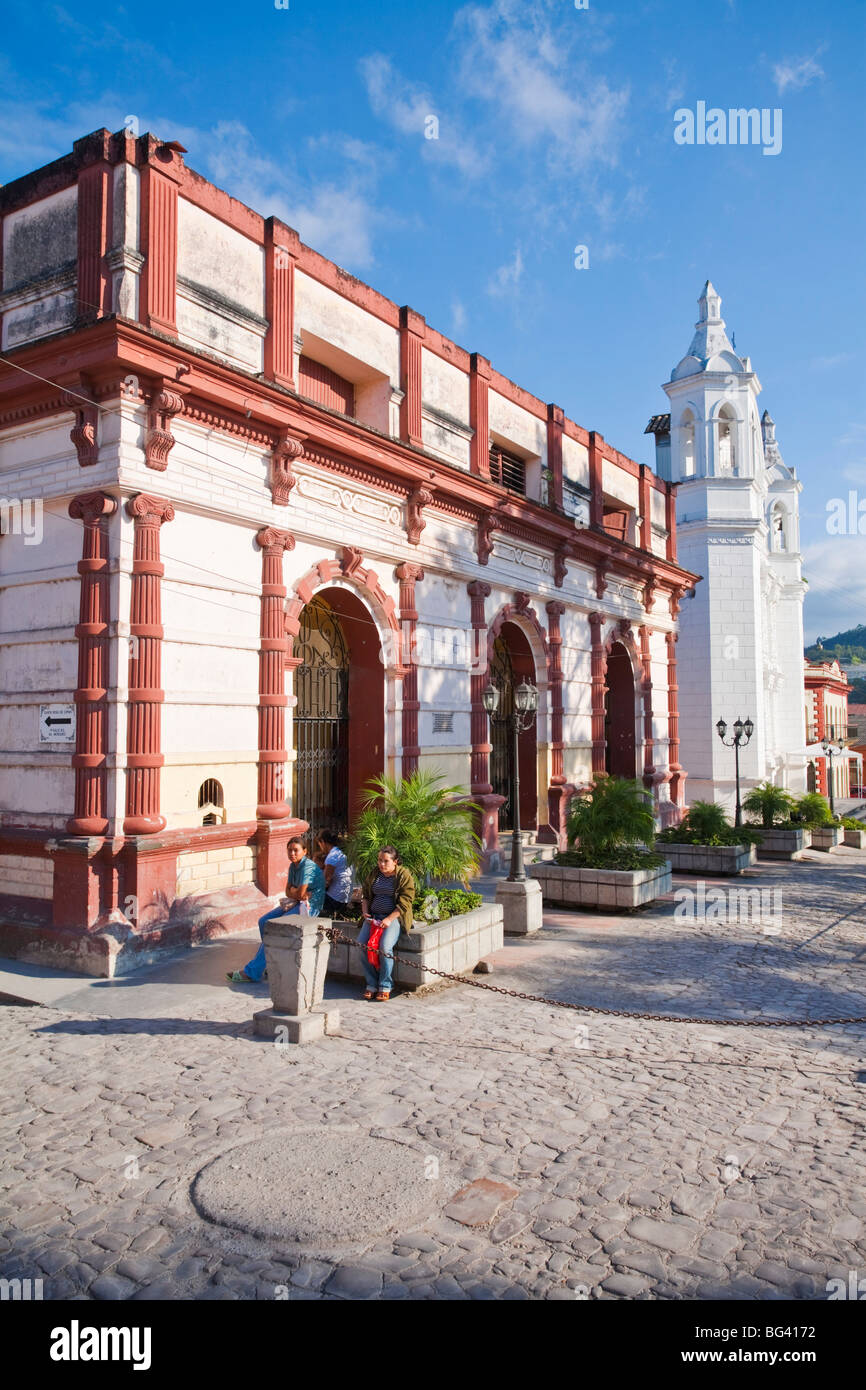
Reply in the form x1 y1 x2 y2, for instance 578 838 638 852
358 846 415 1001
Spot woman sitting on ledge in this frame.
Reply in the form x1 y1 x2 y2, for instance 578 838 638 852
359 847 415 1003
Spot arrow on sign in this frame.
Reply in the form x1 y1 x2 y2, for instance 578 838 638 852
44 716 72 726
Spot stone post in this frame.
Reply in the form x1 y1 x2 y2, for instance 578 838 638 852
253 915 340 1044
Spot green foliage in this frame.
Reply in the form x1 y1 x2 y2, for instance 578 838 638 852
555 848 666 872
415 887 483 922
791 792 834 827
742 782 796 829
565 775 656 865
657 800 762 846
346 770 480 885
841 817 866 831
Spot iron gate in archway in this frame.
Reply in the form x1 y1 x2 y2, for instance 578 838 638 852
489 634 515 830
292 596 350 841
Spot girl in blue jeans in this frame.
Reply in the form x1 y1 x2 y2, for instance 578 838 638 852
226 837 325 984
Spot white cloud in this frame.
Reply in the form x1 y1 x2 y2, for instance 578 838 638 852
454 0 629 172
487 247 524 297
360 52 486 178
773 52 825 94
802 536 866 639
810 352 853 371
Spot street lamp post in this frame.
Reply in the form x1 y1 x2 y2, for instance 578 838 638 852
821 736 845 818
482 677 539 882
716 716 754 827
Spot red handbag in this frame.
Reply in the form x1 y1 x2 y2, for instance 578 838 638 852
366 919 385 968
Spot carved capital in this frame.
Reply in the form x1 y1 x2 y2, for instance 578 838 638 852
467 579 491 601
546 600 566 621
145 388 184 472
395 561 424 584
69 491 117 525
127 493 175 526
256 526 296 555
406 486 433 545
340 545 364 577
588 610 604 634
270 431 304 506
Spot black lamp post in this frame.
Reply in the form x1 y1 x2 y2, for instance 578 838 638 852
483 677 539 881
821 736 845 818
716 715 754 827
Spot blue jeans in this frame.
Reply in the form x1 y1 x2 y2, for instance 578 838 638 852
358 917 402 992
244 903 299 982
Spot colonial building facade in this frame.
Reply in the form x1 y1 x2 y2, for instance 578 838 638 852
646 283 808 813
803 658 857 801
0 128 696 975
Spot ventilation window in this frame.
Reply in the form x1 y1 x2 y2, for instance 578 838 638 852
298 355 355 417
198 779 225 826
489 443 526 495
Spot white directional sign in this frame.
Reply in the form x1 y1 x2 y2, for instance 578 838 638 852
40 704 76 743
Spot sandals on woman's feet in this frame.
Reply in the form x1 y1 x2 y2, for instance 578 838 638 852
376 990 390 1002
363 989 375 1001
226 969 253 984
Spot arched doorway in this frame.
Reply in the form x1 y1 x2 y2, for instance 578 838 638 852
806 760 817 794
605 641 637 778
489 622 537 832
292 588 384 840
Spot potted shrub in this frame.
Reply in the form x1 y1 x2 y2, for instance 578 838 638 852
791 793 843 851
331 771 502 987
742 782 810 860
841 816 866 849
655 800 760 875
529 776 672 911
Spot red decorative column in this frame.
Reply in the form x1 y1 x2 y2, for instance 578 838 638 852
139 139 181 336
67 492 117 835
666 629 686 811
588 431 605 529
124 494 174 835
639 624 655 785
470 354 491 478
256 527 296 819
264 217 300 389
77 152 112 323
467 580 504 865
543 600 574 845
547 405 565 510
589 611 607 776
396 563 424 776
665 483 678 563
639 467 653 552
400 306 425 447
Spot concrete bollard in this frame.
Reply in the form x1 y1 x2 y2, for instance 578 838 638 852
253 915 341 1044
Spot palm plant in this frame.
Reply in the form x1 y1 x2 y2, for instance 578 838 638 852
791 792 834 827
742 781 795 829
566 776 655 863
346 770 480 884
680 800 731 840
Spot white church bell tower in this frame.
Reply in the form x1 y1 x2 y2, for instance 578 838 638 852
646 283 807 813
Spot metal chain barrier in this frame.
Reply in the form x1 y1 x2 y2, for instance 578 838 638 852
321 926 866 1029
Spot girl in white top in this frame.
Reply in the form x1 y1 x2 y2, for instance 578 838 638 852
317 831 354 911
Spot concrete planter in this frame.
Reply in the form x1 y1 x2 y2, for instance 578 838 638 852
654 841 757 876
754 827 810 860
809 826 844 852
528 859 672 912
326 904 504 989
844 827 866 849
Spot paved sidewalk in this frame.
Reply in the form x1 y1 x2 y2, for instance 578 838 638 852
1 847 865 1301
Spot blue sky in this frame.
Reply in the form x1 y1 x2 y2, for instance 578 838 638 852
2 0 863 640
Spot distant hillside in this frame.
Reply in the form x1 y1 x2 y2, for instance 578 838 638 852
805 623 866 665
